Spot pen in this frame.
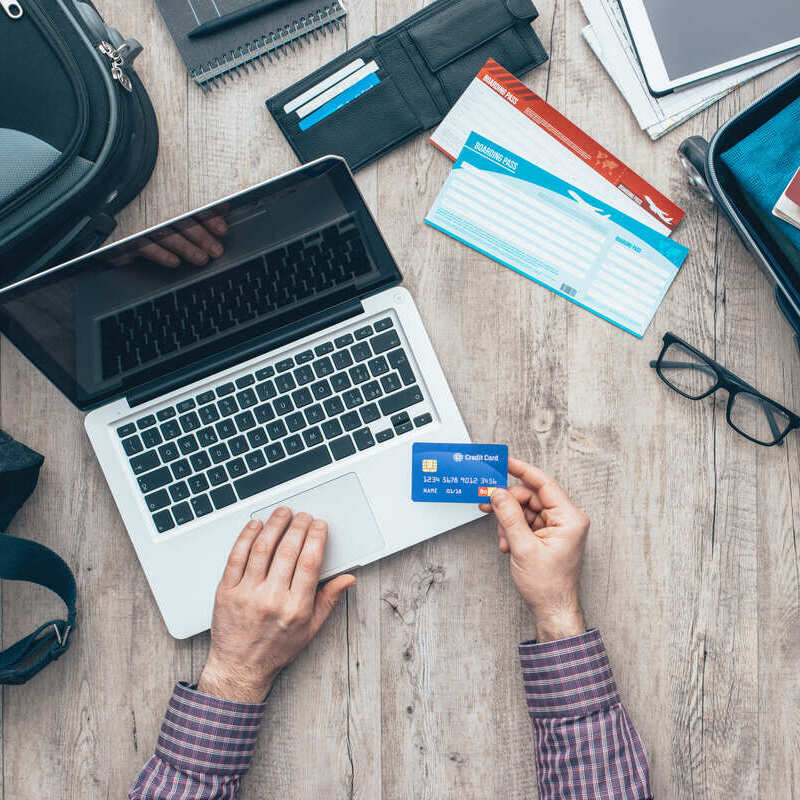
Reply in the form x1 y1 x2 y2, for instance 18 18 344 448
187 0 296 39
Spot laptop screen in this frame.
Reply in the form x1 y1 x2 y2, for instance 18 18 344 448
0 158 401 410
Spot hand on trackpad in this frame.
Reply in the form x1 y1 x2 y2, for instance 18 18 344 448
250 473 385 576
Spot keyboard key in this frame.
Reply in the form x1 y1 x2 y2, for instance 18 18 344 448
234 410 256 431
322 419 343 439
156 408 176 421
117 423 136 438
207 466 227 486
292 387 313 407
343 389 363 409
138 467 172 493
368 356 389 376
311 379 332 400
276 357 294 372
362 381 382 401
216 419 236 438
398 364 416 386
255 366 275 380
246 450 267 471
381 373 402 394
296 350 314 364
294 365 314 385
305 404 325 424
152 509 175 533
191 494 213 517
376 428 394 443
137 414 156 430
379 385 423 416
274 396 294 415
370 330 401 354
330 434 356 460
334 333 354 348
234 445 332 500
286 412 306 432
169 481 190 502
360 403 380 424
284 434 304 455
160 421 181 440
374 317 393 332
353 428 375 451
236 388 257 409
247 428 268 448
141 428 162 449
333 350 353 370
178 434 198 455
196 391 215 405
145 489 170 512
211 484 237 510
331 373 350 393
266 420 287 440
275 373 296 393
177 399 195 413
396 421 413 435
172 501 193 525
199 404 220 424
190 451 211 472
254 402 276 425
197 427 218 448
227 458 247 479
179 412 201 432
122 435 143 456
210 444 230 464
302 426 324 447
256 380 277 401
351 342 371 362
341 411 360 431
414 412 433 427
313 357 334 378
387 349 415 386
158 442 180 462
265 443 286 463
235 374 255 389
324 396 345 417
171 459 191 480
391 412 410 427
130 450 160 476
349 364 369 384
354 325 373 340
218 397 238 417
229 436 249 456
216 382 235 397
314 342 334 356
188 474 209 494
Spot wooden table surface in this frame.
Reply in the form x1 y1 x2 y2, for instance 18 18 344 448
2 1 799 797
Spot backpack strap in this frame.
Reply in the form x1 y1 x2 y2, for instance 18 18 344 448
0 533 76 685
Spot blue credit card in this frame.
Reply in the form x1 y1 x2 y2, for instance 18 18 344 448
411 442 509 503
299 72 381 131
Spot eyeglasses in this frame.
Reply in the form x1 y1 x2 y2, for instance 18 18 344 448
650 332 800 446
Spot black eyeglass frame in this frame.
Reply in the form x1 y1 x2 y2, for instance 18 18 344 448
650 332 800 447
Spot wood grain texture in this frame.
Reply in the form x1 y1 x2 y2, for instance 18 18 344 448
1 0 799 797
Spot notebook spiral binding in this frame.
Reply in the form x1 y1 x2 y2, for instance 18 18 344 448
191 1 347 92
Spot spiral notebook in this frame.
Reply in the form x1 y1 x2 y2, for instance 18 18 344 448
156 0 347 92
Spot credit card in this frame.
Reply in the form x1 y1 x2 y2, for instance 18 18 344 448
296 61 379 119
411 442 508 503
299 73 381 131
283 58 365 114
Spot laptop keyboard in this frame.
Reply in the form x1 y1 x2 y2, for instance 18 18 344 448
115 316 433 533
99 217 372 379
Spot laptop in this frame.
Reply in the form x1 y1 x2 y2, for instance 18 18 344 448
0 157 481 638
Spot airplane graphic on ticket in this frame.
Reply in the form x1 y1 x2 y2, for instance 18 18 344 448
425 133 689 337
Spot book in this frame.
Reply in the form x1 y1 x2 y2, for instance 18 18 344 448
156 0 347 92
773 167 800 231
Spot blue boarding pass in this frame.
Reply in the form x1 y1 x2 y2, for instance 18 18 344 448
411 442 508 503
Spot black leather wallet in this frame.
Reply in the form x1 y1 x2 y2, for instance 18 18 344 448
266 0 548 171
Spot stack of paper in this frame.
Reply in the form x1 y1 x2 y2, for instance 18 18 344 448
580 0 798 140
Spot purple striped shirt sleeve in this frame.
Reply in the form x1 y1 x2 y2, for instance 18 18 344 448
519 629 651 800
129 682 265 800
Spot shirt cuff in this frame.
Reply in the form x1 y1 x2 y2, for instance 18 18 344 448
519 629 620 719
154 682 266 776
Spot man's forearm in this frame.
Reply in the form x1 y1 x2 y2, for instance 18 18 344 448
129 683 265 800
520 629 652 800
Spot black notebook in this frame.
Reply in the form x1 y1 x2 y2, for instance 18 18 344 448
156 0 347 92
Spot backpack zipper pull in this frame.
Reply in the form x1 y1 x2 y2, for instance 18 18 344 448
1 0 23 19
98 40 133 92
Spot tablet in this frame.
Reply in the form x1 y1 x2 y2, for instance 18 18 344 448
619 0 800 95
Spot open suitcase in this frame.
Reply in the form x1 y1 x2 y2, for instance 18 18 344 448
678 70 800 354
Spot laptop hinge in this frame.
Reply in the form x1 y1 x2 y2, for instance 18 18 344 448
126 298 364 409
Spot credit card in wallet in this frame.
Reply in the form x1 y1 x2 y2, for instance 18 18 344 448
298 71 380 131
411 442 508 503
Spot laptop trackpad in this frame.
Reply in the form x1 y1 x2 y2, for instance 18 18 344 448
249 473 386 575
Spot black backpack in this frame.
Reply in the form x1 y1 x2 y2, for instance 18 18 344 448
0 0 159 288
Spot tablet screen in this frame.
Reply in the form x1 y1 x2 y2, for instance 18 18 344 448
640 0 800 80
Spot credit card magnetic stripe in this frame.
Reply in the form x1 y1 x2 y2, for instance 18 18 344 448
298 73 381 131
283 58 365 114
295 61 380 119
